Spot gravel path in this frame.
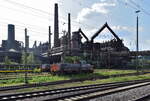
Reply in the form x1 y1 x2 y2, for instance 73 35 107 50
90 84 150 101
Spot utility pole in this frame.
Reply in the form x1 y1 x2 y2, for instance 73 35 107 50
24 28 28 84
135 10 140 73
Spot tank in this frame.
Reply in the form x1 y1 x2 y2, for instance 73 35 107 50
50 62 94 74
41 64 51 72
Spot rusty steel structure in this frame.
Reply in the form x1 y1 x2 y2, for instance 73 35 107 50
48 3 132 67
0 3 149 67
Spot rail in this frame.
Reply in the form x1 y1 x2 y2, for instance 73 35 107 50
0 72 150 91
0 79 149 101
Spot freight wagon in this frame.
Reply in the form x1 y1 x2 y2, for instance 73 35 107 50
50 61 94 74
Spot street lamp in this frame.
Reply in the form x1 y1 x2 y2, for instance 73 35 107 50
135 10 140 73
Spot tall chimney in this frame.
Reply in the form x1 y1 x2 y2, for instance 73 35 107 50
25 28 27 48
25 28 29 51
54 3 59 47
68 13 71 50
49 26 52 49
7 24 15 49
27 36 29 49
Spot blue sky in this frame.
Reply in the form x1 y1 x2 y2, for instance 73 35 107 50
0 0 150 51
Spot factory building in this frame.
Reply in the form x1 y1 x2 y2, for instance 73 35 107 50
0 3 131 67
2 24 23 52
49 22 130 67
0 24 49 64
48 3 130 67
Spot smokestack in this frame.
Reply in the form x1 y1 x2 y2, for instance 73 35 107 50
25 28 29 50
68 13 71 50
27 36 29 49
33 41 37 48
7 24 15 49
25 28 27 48
54 3 59 47
49 26 52 49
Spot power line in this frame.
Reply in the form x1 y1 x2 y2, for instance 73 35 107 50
0 18 48 30
0 20 82 35
130 0 150 16
0 21 48 35
117 0 137 10
120 0 150 17
71 0 90 8
4 0 100 31
2 0 70 26
0 20 49 33
130 0 140 8
0 17 73 32
2 0 103 35
5 0 50 15
0 4 71 28
4 0 68 20
0 4 50 20
6 0 64 19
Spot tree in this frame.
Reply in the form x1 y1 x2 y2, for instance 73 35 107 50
27 53 35 64
21 52 26 64
64 56 82 63
26 53 41 64
34 57 41 64
21 52 41 64
64 56 74 63
4 56 11 65
72 56 82 63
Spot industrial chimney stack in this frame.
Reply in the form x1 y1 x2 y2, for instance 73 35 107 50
68 13 71 50
54 3 59 47
7 24 15 50
49 26 52 49
25 28 29 51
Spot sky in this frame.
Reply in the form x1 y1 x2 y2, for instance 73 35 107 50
0 0 150 51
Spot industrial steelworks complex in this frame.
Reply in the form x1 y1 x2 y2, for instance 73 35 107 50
0 3 149 67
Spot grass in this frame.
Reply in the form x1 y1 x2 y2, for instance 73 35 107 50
1 73 150 94
94 69 136 76
0 69 148 87
29 75 69 83
0 70 32 73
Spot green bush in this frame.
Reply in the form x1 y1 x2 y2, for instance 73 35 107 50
64 56 82 63
33 68 41 73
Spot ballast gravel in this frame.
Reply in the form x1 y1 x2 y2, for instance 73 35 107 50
90 84 150 101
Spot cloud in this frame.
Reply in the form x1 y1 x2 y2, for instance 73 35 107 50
111 25 143 33
76 2 116 22
100 0 107 2
79 24 144 44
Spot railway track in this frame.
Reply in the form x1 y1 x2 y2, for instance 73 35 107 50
0 71 150 91
44 80 150 101
0 79 150 101
132 94 150 101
